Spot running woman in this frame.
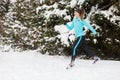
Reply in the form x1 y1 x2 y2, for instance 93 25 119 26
65 8 100 69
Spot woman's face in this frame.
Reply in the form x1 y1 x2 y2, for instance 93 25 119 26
74 11 80 18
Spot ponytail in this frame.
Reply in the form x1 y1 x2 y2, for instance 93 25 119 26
79 8 85 20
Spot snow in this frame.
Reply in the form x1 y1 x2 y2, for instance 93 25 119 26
39 0 45 4
93 39 97 44
36 3 67 19
96 6 120 26
55 24 75 46
64 15 71 21
70 0 85 8
0 50 120 80
10 0 30 3
1 0 120 79
10 0 16 3
45 9 67 19
55 25 70 46
70 0 77 8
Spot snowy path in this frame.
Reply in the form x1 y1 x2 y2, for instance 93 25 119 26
0 51 120 80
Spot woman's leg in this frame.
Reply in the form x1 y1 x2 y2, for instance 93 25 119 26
81 36 96 57
81 37 100 63
71 36 83 62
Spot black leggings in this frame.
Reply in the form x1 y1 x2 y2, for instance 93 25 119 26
71 36 96 62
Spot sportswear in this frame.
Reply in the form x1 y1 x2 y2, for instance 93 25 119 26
65 17 97 38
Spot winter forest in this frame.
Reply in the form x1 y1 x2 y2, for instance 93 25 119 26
0 0 120 60
0 0 120 80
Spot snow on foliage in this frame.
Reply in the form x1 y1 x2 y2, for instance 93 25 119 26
99 6 120 26
70 0 85 8
54 23 75 46
40 0 45 4
36 3 67 19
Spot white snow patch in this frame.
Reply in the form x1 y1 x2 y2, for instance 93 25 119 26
64 15 71 21
10 0 16 3
93 39 97 44
70 0 77 8
55 25 70 46
0 51 120 80
96 6 120 26
39 0 45 4
55 23 75 46
10 0 30 3
36 3 67 19
45 9 67 19
70 0 85 8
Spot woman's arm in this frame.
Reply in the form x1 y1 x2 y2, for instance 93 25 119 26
84 19 97 35
65 18 74 30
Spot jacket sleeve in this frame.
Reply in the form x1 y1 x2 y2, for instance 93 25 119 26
65 19 74 30
84 20 97 35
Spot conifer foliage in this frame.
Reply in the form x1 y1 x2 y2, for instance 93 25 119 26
0 0 120 60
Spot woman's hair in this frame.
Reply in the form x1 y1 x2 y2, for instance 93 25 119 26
75 8 85 20
79 8 85 20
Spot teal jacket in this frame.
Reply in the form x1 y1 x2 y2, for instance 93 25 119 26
65 17 97 38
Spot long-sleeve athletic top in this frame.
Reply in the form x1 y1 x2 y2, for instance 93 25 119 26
65 17 97 38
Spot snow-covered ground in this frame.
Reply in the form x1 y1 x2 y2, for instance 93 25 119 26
0 50 120 80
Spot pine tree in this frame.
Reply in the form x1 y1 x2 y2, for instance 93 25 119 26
0 0 10 44
81 0 120 60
